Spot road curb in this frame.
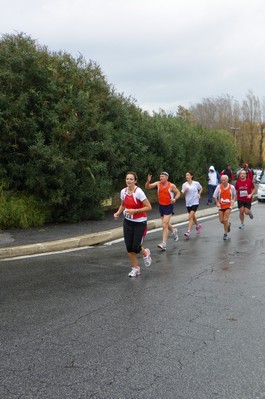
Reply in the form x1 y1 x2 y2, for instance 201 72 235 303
0 207 220 259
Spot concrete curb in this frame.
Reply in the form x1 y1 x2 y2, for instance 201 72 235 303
0 207 220 259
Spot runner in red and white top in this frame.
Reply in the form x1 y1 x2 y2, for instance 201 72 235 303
235 169 256 229
114 171 152 277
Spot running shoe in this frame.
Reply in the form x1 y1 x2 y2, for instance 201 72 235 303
196 224 202 234
157 242 166 250
228 222 231 233
128 267 140 277
239 224 245 229
172 228 179 241
223 233 228 240
143 248 152 267
184 231 190 238
249 212 254 219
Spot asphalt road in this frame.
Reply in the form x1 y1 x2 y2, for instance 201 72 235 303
1 202 265 399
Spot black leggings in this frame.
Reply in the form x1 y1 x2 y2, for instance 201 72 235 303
123 218 147 254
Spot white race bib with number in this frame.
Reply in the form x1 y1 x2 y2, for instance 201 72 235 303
123 210 133 219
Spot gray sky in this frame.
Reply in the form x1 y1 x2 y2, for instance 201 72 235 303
1 0 265 113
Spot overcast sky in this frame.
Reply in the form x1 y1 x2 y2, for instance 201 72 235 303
1 0 265 113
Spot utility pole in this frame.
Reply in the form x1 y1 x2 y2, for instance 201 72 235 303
230 127 240 146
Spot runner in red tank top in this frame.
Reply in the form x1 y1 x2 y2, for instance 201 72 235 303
213 174 236 240
145 171 180 250
235 169 256 229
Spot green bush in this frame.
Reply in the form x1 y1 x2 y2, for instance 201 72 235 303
0 186 49 229
0 33 238 227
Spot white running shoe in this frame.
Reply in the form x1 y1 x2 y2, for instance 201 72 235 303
143 248 152 267
128 267 140 277
172 228 179 241
157 242 166 250
239 224 245 229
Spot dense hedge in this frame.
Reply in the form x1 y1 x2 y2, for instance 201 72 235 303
0 33 237 227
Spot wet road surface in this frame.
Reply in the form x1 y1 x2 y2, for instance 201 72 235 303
1 202 265 398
